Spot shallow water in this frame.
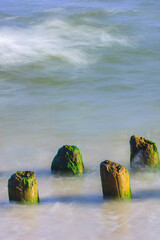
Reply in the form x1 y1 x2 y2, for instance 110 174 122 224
0 0 160 239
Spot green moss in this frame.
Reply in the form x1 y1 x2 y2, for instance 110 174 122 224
8 171 39 204
148 150 159 169
9 171 35 190
51 145 84 175
130 135 159 169
100 160 132 200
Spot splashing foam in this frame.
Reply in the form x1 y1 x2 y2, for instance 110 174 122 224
132 150 145 169
0 19 130 67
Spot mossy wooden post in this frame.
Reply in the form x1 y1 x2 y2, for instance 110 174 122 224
100 160 132 200
51 145 84 175
8 171 39 204
130 135 159 169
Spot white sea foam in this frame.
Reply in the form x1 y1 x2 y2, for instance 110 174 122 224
0 18 131 67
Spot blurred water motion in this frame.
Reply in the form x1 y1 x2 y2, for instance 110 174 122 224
0 0 160 239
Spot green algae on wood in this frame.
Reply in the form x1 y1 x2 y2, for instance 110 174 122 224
8 171 39 204
51 145 84 175
100 160 132 200
130 135 159 169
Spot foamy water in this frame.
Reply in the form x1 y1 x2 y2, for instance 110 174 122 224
0 0 160 239
0 17 131 67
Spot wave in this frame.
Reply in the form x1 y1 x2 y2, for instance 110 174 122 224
0 18 131 67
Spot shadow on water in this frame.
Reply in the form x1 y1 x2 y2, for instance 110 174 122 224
0 170 16 178
0 168 52 179
34 168 83 178
133 189 160 200
39 190 160 205
33 168 52 178
40 194 103 205
0 195 104 207
0 201 10 207
2 189 160 208
33 167 96 178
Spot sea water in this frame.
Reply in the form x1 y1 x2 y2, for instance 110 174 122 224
0 0 160 239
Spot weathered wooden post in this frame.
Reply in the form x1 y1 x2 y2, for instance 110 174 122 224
8 171 39 204
100 160 131 200
51 145 84 175
130 135 159 169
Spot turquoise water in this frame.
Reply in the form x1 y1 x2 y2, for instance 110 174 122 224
0 0 160 239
